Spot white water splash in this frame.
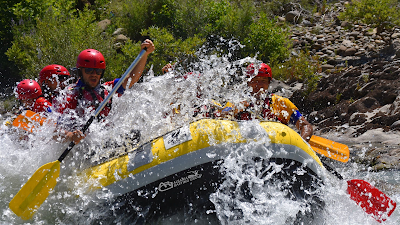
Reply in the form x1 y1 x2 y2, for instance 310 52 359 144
1 41 400 224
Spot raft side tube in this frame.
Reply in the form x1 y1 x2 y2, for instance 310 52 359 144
78 119 324 193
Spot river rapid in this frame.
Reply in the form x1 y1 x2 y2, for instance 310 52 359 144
1 50 400 224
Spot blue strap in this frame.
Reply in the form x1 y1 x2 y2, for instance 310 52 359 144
114 78 125 94
289 110 302 125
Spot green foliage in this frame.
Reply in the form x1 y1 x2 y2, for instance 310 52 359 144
335 93 342 104
362 74 369 83
272 50 321 95
356 82 361 90
107 0 151 41
244 14 291 63
0 0 19 83
148 0 255 40
150 0 176 29
339 0 400 32
203 0 255 40
6 6 126 81
12 0 55 23
140 27 206 73
2 96 17 112
107 0 255 42
258 0 325 17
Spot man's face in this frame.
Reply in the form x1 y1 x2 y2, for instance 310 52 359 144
44 77 58 91
81 68 102 88
248 76 270 95
42 75 70 92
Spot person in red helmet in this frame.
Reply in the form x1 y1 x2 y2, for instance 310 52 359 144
224 62 313 142
57 39 155 144
39 64 72 103
15 79 52 113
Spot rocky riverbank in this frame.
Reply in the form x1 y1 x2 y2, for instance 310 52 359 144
275 1 400 170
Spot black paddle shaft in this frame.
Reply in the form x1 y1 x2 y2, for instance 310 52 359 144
57 48 147 163
321 161 344 180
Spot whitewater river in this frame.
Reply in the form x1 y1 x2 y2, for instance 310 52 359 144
1 53 400 224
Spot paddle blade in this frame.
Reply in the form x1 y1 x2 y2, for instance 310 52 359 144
347 179 397 223
12 110 46 133
9 161 60 220
309 135 349 162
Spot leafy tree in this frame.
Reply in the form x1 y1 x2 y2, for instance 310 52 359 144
106 0 152 41
0 0 24 92
139 26 206 73
6 6 124 80
244 14 291 64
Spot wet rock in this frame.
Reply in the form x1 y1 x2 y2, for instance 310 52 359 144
344 47 357 56
302 20 312 27
337 45 347 56
368 147 400 170
388 96 400 115
321 64 334 71
341 21 350 28
114 34 129 43
392 33 400 39
112 28 126 36
286 11 302 24
312 43 323 51
390 120 400 130
348 97 380 114
349 31 360 38
98 19 111 31
277 16 286 23
349 113 367 126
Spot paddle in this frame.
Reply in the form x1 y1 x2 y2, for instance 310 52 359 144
348 179 397 223
309 135 349 163
322 162 397 222
9 48 148 220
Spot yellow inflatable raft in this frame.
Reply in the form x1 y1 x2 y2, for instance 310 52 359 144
78 119 326 223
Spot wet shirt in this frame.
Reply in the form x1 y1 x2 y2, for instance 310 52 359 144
235 94 302 125
57 78 124 130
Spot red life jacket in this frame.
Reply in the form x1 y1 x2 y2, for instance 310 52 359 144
33 97 52 113
59 84 112 119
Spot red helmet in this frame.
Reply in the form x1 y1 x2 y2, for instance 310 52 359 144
246 63 272 79
16 79 42 100
76 49 106 69
39 64 70 85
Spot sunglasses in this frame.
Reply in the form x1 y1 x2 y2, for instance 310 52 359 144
83 68 105 75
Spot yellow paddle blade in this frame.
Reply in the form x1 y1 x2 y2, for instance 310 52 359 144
12 110 46 133
309 135 349 163
9 161 60 220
